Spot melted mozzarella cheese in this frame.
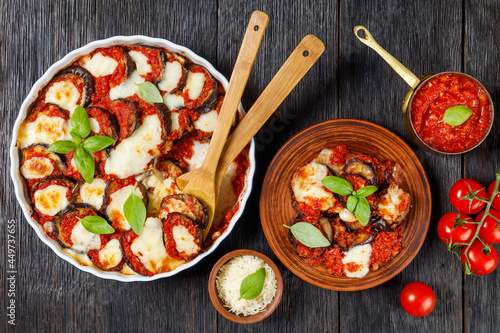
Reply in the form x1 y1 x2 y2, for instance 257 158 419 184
18 115 71 148
339 208 357 223
34 184 70 216
183 140 210 171
194 110 218 133
158 61 183 92
43 222 54 233
21 157 54 179
172 225 199 256
105 115 163 178
170 111 180 132
45 80 82 115
142 171 179 215
80 178 107 210
163 93 185 110
109 71 144 100
98 239 123 269
183 71 205 100
291 161 334 211
378 184 409 222
131 217 168 274
342 244 372 278
70 221 101 252
106 185 144 230
89 117 100 134
82 53 118 77
129 50 152 76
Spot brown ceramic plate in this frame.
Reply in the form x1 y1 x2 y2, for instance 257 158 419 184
260 119 431 291
208 249 283 324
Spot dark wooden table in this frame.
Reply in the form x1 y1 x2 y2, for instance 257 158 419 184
2 1 499 332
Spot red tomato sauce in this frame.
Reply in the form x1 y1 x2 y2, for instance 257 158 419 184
410 73 491 153
163 214 201 260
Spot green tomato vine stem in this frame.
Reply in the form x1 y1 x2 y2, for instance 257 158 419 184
453 170 500 275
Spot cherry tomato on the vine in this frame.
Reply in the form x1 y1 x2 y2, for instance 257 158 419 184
487 180 500 211
476 209 500 245
449 179 487 214
437 212 476 246
400 282 436 317
460 239 498 275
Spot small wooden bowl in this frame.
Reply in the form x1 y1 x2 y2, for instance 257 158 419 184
260 119 432 291
208 249 283 324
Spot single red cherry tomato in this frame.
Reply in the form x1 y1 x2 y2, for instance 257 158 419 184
476 209 500 245
437 212 476 246
449 179 487 214
487 180 500 211
400 282 436 317
460 239 498 275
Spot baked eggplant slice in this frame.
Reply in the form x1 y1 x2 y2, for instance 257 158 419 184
377 184 411 228
163 213 203 260
318 217 334 243
290 161 338 214
157 51 187 93
53 204 102 253
155 156 184 178
71 177 107 211
167 109 192 141
20 144 65 182
17 103 70 149
88 236 124 271
108 99 141 140
330 217 377 251
103 178 148 231
127 45 165 83
121 217 169 276
42 66 94 114
342 158 378 185
181 63 218 113
159 193 208 229
31 175 75 220
86 106 120 141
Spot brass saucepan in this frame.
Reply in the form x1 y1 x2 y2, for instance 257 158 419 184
354 25 494 155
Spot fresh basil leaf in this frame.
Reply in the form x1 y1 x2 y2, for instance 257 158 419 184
322 176 353 196
82 136 116 152
283 222 331 248
439 105 473 126
356 186 378 197
74 145 95 184
79 215 115 235
354 196 371 226
70 130 82 145
136 82 163 104
123 190 147 235
346 195 358 212
71 106 91 138
239 267 266 301
48 140 77 154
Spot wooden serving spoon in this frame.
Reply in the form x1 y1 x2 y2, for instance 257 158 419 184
177 10 268 237
178 34 325 239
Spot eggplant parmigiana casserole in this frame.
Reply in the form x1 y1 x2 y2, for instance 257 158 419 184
288 145 411 278
16 44 250 276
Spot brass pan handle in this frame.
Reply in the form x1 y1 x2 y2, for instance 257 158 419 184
354 25 420 89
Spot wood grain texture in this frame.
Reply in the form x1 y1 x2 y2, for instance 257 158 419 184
1 0 500 332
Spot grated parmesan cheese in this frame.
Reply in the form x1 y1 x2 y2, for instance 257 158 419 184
216 255 277 316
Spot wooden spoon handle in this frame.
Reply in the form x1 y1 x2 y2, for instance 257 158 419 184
215 34 325 186
353 25 420 89
199 10 268 176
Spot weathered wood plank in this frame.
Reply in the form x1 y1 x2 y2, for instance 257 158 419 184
340 1 464 332
463 1 500 333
